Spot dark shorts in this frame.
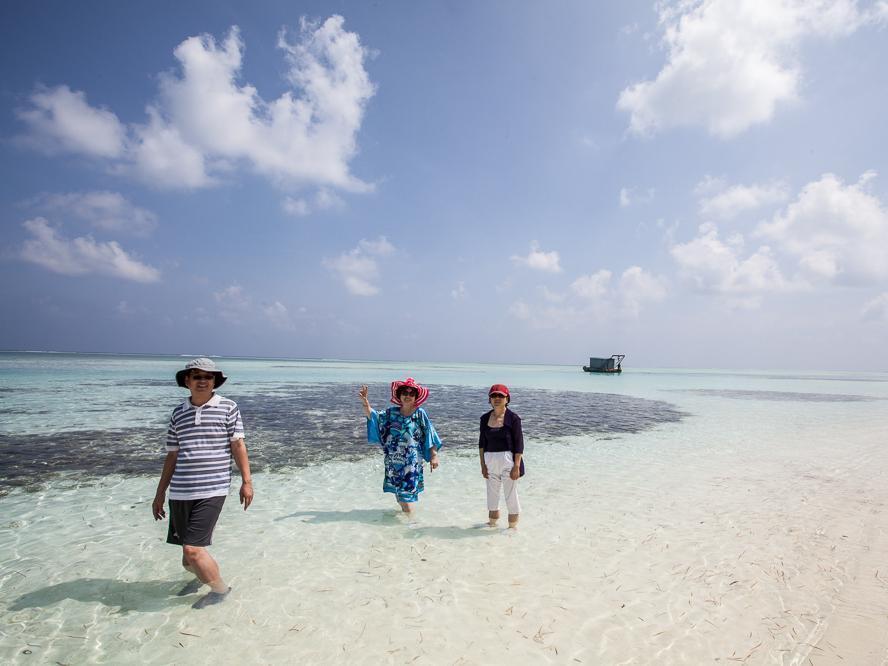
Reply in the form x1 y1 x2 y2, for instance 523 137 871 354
167 496 226 547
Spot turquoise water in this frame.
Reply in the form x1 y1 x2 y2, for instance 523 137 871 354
2 351 885 435
2 353 888 663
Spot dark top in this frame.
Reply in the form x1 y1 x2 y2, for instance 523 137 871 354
483 426 510 452
479 409 524 454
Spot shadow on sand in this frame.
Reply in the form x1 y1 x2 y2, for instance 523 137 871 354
276 509 493 539
276 509 403 525
9 578 196 613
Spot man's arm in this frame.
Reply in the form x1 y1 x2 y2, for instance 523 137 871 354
152 450 178 520
231 438 253 510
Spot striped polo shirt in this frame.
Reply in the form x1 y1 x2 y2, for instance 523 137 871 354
166 393 245 500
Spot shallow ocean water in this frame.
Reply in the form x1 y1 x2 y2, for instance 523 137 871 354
1 353 888 664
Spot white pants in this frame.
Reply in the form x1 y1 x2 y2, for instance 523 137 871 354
484 451 521 514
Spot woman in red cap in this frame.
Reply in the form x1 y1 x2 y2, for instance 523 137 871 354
479 384 524 529
358 378 442 515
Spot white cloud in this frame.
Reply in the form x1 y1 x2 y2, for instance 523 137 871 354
579 134 599 150
37 191 158 236
619 188 632 207
619 266 668 317
539 286 566 303
282 188 347 217
451 281 467 300
357 237 395 255
18 17 375 194
214 284 251 311
693 175 726 197
129 107 215 188
671 171 888 307
861 292 888 321
511 241 562 273
508 301 532 320
671 222 793 296
509 264 668 329
697 180 789 220
282 196 311 217
570 267 666 317
495 279 513 293
142 17 374 190
16 85 126 158
115 300 149 317
213 284 251 323
508 299 601 331
315 189 346 211
571 270 612 301
674 172 888 304
509 301 600 331
756 171 888 285
619 186 654 208
262 300 291 327
323 235 395 296
618 0 875 138
21 217 160 283
212 285 298 328
328 254 381 296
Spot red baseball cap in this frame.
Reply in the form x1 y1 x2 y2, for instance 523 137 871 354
488 383 510 397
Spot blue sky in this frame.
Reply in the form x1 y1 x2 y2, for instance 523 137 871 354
3 0 888 369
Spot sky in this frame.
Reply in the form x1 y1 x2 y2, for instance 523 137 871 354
2 0 888 370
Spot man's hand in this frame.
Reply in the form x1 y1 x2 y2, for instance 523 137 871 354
152 493 166 520
481 464 489 479
240 481 254 510
510 466 521 481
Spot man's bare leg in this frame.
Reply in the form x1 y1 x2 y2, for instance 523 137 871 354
183 545 230 608
488 509 499 527
177 555 203 596
508 513 519 529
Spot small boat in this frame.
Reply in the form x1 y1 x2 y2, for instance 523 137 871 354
583 354 625 374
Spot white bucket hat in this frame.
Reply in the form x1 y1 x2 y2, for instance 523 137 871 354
175 357 227 388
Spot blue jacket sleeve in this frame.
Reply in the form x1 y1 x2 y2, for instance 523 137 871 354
418 408 443 462
367 409 385 445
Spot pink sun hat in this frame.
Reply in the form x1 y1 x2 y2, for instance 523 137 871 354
390 377 429 408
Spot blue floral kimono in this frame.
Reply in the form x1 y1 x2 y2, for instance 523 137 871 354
367 406 443 503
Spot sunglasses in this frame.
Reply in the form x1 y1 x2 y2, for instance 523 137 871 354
399 390 418 398
189 373 215 382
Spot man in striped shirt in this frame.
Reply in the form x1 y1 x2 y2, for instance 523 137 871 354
152 357 253 610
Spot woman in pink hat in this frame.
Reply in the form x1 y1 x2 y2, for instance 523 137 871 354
479 384 524 529
358 378 442 514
